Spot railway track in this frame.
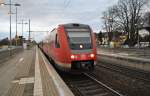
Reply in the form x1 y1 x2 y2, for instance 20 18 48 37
97 61 150 83
61 73 123 96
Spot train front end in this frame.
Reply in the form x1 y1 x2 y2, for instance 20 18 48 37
64 24 96 72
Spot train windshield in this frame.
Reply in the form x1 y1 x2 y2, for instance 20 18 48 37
67 30 92 50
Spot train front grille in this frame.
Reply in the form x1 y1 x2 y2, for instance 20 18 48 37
71 60 94 70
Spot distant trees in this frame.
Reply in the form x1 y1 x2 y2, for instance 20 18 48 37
98 31 103 44
102 0 148 47
0 36 24 46
0 38 9 46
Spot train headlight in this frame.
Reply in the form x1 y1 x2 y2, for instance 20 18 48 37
80 45 83 48
90 54 95 58
71 55 75 59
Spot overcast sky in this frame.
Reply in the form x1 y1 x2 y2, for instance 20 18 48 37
2 0 148 42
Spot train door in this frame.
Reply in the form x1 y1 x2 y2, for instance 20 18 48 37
54 33 61 62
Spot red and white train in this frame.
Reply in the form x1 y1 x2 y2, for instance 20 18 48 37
39 23 96 72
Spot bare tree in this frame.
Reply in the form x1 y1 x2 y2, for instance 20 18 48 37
118 0 148 46
102 0 148 47
102 6 117 43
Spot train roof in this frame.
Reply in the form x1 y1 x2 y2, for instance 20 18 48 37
59 23 90 28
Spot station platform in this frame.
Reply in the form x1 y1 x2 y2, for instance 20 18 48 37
97 47 150 62
0 46 74 96
99 47 150 57
97 47 150 72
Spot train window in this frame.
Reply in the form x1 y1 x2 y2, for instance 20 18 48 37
68 32 91 43
67 31 92 50
55 34 60 48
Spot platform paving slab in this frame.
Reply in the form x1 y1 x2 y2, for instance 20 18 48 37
0 50 24 96
6 47 35 96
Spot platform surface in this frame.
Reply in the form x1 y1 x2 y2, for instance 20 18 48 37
0 46 74 96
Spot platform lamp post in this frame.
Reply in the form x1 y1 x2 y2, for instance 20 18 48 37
15 4 21 46
136 22 144 48
0 1 21 55
28 19 31 42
